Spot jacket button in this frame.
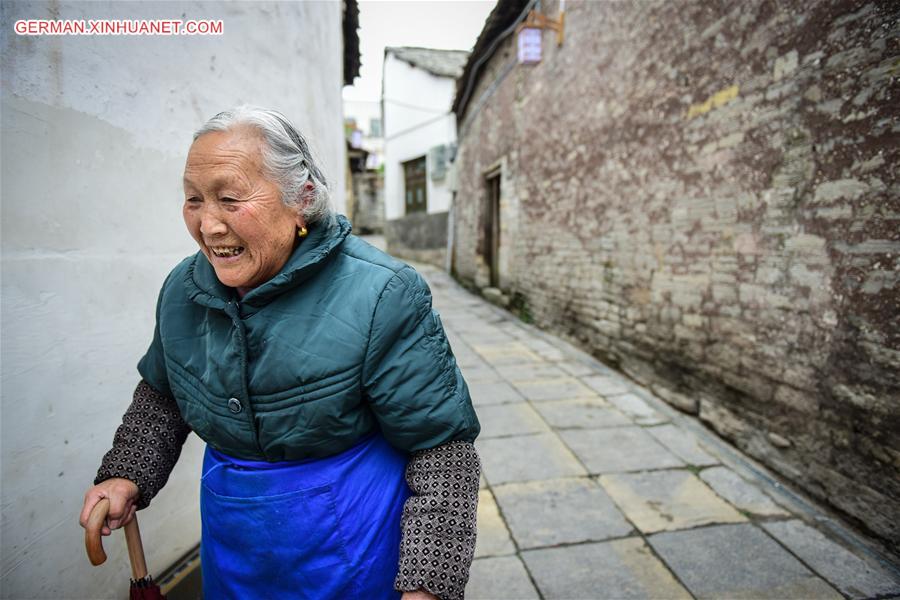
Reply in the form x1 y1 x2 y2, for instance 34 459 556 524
227 398 242 414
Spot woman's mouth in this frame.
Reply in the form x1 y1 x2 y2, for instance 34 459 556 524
210 246 245 259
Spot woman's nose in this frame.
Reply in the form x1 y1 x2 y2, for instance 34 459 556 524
199 206 228 237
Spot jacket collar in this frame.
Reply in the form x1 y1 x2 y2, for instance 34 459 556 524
184 215 352 314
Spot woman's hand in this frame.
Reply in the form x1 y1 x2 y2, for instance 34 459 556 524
79 478 140 535
401 591 439 600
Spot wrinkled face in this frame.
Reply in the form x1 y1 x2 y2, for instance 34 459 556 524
183 128 303 294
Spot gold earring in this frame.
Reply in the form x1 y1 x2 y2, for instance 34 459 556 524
298 226 308 238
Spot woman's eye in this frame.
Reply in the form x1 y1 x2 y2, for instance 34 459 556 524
221 197 241 210
185 196 201 204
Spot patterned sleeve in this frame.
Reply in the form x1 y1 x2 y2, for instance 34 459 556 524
394 440 481 600
94 380 191 510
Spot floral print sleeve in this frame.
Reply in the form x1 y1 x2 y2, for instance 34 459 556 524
395 441 481 600
94 380 191 510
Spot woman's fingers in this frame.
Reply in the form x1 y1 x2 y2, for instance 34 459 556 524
82 480 138 566
79 490 103 528
107 502 137 531
80 478 140 530
106 487 132 524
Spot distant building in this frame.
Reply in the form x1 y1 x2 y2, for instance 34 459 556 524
346 140 385 234
451 0 899 556
343 103 385 169
382 46 468 267
343 108 386 234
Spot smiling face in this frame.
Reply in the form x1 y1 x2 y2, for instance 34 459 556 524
183 127 304 295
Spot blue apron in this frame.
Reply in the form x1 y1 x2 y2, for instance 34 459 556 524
200 431 412 599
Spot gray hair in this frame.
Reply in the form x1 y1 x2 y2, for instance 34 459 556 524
194 106 335 227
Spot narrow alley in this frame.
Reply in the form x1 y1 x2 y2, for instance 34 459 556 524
409 261 900 599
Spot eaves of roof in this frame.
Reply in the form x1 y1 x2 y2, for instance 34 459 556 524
385 46 470 79
452 0 532 121
343 0 361 86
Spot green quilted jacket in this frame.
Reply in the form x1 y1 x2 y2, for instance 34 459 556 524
138 215 480 461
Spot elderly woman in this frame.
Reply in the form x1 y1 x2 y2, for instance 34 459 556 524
79 106 481 600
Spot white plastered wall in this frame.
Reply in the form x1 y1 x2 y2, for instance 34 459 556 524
0 1 344 597
382 53 458 221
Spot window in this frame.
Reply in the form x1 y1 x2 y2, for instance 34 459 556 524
403 156 427 214
369 118 382 138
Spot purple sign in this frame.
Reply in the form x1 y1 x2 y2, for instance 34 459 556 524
518 27 542 64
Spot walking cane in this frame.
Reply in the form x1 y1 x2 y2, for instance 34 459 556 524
86 498 166 599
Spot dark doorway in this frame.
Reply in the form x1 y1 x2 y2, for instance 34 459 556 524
484 171 501 288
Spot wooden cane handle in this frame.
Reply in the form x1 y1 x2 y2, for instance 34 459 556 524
85 498 110 566
85 498 148 580
124 515 148 580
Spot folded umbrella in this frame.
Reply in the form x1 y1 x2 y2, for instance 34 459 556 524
86 498 166 599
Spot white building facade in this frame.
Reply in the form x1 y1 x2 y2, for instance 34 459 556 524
0 2 353 597
381 47 468 266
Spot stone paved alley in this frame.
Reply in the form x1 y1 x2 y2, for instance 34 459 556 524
412 261 900 600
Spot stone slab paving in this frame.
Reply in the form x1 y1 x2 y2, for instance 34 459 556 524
471 341 543 365
582 374 631 396
531 397 633 430
511 376 597 401
762 520 900 598
465 556 540 599
531 346 567 362
476 403 550 438
451 344 487 368
557 360 600 377
521 338 560 354
473 490 515 559
648 524 843 599
477 433 587 485
606 392 669 425
466 380 524 406
522 538 692 599
561 427 685 473
492 478 633 549
455 361 500 383
646 423 720 467
403 262 900 600
444 317 491 333
493 362 568 381
600 470 747 533
700 466 789 517
461 332 516 346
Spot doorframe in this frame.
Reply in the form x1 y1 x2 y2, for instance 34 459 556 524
483 162 502 288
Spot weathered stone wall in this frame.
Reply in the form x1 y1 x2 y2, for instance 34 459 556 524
453 0 899 553
386 211 449 267
352 171 385 234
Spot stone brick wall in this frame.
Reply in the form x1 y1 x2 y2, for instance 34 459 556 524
385 211 449 268
351 171 384 234
452 0 899 553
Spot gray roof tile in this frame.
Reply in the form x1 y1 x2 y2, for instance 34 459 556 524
387 46 470 78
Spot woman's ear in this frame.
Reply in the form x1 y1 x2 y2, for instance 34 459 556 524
294 181 316 229
299 180 315 205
